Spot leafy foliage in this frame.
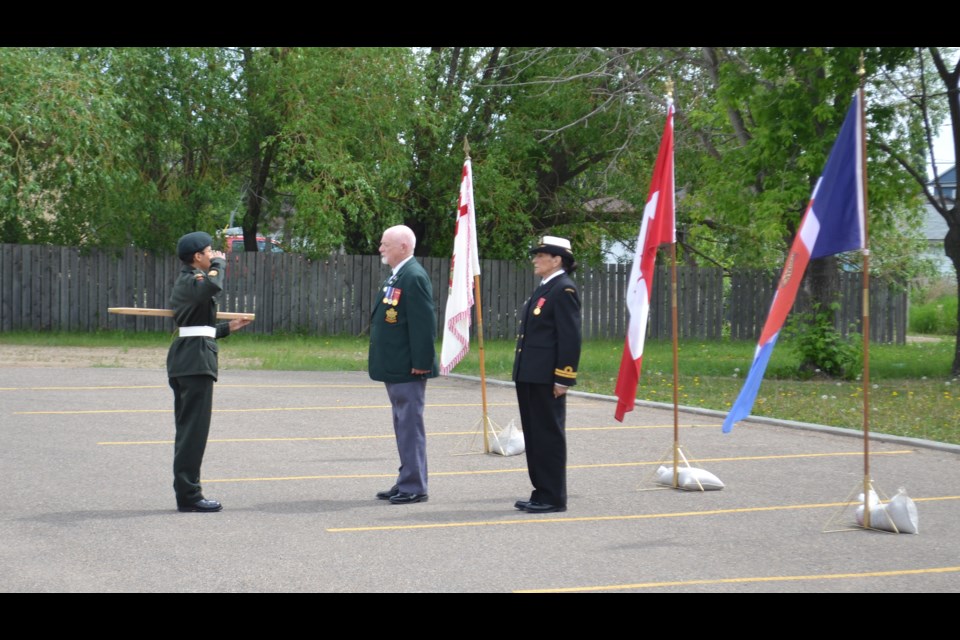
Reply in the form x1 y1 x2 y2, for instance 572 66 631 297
0 45 944 292
909 294 959 335
782 301 862 379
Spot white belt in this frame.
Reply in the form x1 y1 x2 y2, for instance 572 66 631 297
179 326 216 338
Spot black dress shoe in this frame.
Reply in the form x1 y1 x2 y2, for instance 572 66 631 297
514 500 532 511
376 485 400 500
389 492 428 504
523 501 565 513
177 498 223 513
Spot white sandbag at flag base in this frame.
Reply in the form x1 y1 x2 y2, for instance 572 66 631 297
654 465 724 491
855 488 919 534
487 419 524 456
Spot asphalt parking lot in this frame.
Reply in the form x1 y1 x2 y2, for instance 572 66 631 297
2 366 958 593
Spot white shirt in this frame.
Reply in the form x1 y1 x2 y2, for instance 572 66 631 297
393 255 413 275
540 269 565 287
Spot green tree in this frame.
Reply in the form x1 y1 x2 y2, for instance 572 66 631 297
272 47 417 256
877 47 960 374
0 48 139 246
404 47 669 262
93 47 246 252
0 47 250 253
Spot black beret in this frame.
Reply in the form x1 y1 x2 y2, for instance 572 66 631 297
176 231 213 258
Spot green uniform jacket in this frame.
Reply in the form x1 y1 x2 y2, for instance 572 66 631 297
368 257 439 383
166 257 231 380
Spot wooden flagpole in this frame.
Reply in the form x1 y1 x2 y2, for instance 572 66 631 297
464 137 492 453
665 82 682 488
670 241 681 487
473 274 491 453
857 56 873 529
463 136 490 453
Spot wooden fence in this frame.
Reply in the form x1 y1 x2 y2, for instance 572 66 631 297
0 244 907 343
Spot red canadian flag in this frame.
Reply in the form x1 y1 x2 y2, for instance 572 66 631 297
614 100 675 421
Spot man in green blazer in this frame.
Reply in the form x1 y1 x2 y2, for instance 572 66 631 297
368 225 438 505
167 231 251 513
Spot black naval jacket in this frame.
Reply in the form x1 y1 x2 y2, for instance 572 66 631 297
166 257 232 380
512 272 582 386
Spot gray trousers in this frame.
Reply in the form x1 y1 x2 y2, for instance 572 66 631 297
385 379 428 494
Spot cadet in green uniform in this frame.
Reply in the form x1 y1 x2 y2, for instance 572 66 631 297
167 231 251 513
512 236 582 513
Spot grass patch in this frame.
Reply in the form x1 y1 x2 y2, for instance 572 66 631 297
2 331 958 445
909 294 958 335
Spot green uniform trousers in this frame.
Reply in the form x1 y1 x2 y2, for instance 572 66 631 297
169 374 215 505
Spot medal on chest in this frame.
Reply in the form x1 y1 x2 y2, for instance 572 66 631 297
382 286 402 306
532 296 546 316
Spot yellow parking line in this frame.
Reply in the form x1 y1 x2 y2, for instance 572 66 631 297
515 565 960 593
153 450 911 485
205 468 525 483
0 383 387 392
17 402 519 415
326 495 959 533
0 385 167 391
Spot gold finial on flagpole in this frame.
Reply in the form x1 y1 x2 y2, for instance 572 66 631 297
463 136 471 159
665 79 674 100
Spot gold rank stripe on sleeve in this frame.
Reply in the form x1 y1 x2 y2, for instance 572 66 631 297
555 366 577 379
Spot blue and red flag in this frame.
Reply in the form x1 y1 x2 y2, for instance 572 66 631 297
722 92 865 433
